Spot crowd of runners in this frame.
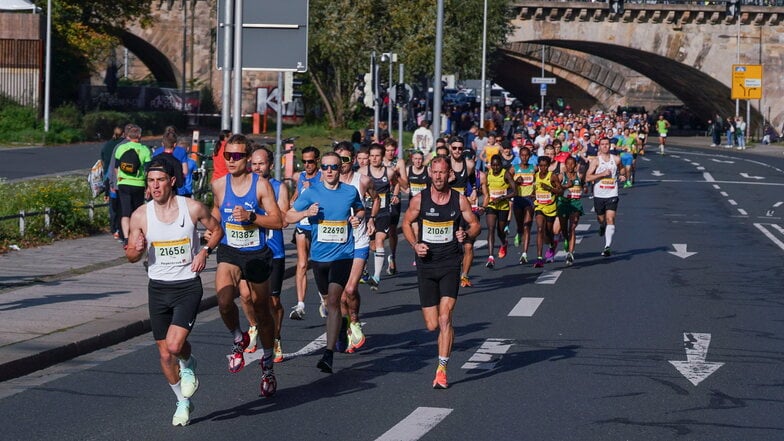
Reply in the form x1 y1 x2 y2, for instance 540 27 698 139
121 106 664 426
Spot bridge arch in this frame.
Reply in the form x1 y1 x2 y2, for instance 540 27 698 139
116 29 178 88
504 1 784 131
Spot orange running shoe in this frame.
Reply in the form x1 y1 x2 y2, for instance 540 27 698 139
432 369 449 389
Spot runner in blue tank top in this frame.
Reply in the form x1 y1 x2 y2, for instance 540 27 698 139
210 134 284 398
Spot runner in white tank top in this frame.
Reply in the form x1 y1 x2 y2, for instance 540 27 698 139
585 137 627 257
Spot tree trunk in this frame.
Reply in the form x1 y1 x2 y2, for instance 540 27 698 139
309 72 337 129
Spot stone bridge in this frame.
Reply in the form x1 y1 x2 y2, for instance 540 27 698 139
118 1 784 131
500 1 784 132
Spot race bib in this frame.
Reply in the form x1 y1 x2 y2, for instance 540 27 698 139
490 189 506 199
567 185 582 199
410 182 427 196
226 223 261 248
152 237 192 266
598 178 617 190
317 220 348 243
452 186 465 195
422 219 453 244
378 192 387 209
535 191 553 205
518 174 534 186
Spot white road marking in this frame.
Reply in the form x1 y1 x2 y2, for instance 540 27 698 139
640 157 651 162
691 162 701 166
375 407 453 441
727 199 737 206
474 240 487 249
774 202 783 208
720 191 729 197
669 332 724 386
668 243 697 259
712 184 721 190
576 223 590 232
508 297 544 317
703 172 715 182
651 170 664 177
711 158 735 164
575 235 584 244
754 223 784 251
535 270 562 285
245 332 328 364
696 166 705 171
670 154 681 158
683 158 692 162
462 338 514 370
737 209 748 216
740 172 764 180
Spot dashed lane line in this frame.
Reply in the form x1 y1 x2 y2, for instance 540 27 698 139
508 297 544 317
535 270 562 285
461 338 514 370
375 407 453 441
737 208 748 216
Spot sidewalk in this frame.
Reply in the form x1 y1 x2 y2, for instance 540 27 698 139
0 228 299 382
667 135 784 157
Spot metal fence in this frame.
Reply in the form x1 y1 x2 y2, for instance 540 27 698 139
0 202 108 236
539 0 784 5
0 38 42 108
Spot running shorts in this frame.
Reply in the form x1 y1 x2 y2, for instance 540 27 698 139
354 246 370 261
593 196 619 216
148 276 203 340
416 264 461 308
371 215 391 240
312 259 353 294
513 196 534 210
216 245 273 284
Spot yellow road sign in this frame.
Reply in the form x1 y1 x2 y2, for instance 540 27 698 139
731 64 763 100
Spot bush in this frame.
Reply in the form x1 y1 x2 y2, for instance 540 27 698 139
82 111 130 140
0 176 108 251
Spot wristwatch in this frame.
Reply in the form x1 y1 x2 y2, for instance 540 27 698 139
248 211 257 223
202 246 213 256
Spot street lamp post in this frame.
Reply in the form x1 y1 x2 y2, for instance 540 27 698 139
44 0 51 132
432 0 445 139
479 0 487 128
382 52 398 141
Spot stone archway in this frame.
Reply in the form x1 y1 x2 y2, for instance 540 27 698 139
116 29 178 87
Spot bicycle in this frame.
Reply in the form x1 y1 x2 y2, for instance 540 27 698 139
191 151 213 205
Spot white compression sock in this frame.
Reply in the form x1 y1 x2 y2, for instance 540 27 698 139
170 381 185 402
374 250 385 280
605 225 615 248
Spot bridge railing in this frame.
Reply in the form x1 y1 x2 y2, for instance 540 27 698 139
529 0 784 5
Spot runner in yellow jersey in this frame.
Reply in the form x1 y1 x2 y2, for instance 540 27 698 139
480 154 516 269
512 147 536 263
532 156 562 268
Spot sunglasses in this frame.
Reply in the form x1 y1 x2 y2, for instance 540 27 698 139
450 146 462 150
320 164 339 171
223 151 247 161
339 156 352 164
302 159 317 164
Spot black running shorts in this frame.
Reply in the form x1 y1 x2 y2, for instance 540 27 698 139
216 245 273 283
416 263 461 308
148 277 203 341
593 196 619 216
269 257 284 297
312 259 353 294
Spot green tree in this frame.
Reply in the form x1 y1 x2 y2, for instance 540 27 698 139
309 0 513 128
32 0 155 105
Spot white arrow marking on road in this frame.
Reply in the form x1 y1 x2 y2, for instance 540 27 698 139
462 338 513 370
711 158 735 164
668 244 697 259
535 270 562 284
651 170 664 177
508 297 544 317
669 332 724 386
375 407 453 441
740 172 764 180
243 332 328 364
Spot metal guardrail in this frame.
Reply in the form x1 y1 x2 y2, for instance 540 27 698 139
531 1 784 5
0 202 108 236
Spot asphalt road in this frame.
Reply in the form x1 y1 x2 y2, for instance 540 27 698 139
0 142 103 181
0 145 783 440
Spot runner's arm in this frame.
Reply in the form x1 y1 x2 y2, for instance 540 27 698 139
125 205 147 263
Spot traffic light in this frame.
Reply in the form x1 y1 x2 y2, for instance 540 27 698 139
363 72 374 108
726 0 740 18
396 83 407 105
608 0 624 15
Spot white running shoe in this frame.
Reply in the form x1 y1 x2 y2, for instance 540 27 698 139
172 400 192 427
245 325 258 353
289 305 305 320
179 356 198 398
